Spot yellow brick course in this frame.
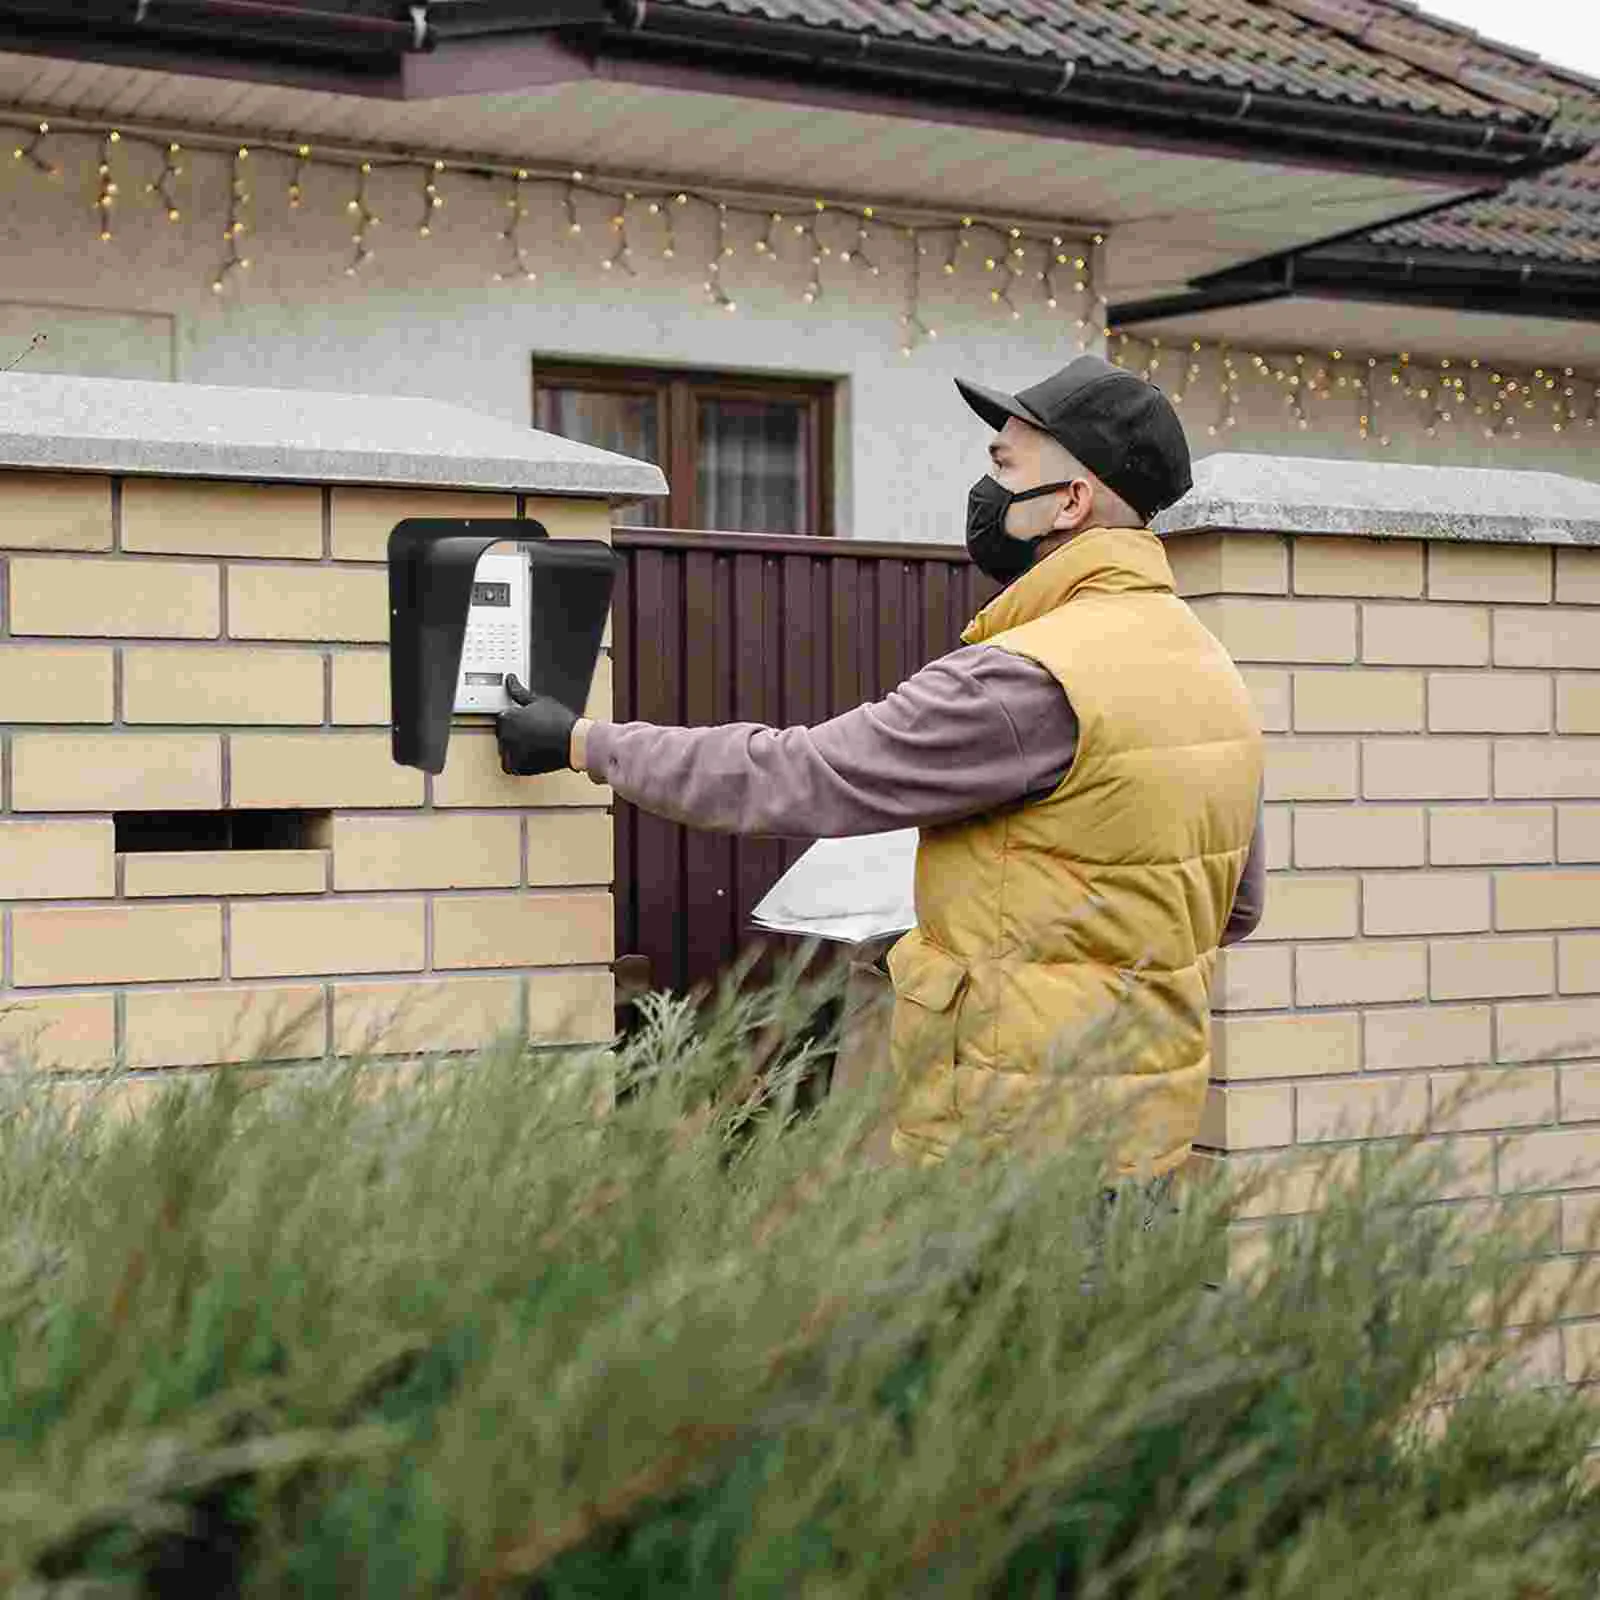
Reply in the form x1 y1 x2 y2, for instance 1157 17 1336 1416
1497 739 1600 801
1422 1135 1498 1200
1429 543 1550 604
123 646 325 725
0 820 113 899
1293 537 1422 598
1263 805 1290 869
334 975 522 1056
13 733 220 812
12 903 221 986
231 897 425 978
528 969 616 1045
0 471 113 551
124 982 326 1068
1198 1082 1294 1149
1295 940 1427 1006
10 555 218 638
1363 872 1490 936
1363 604 1489 667
1293 806 1423 868
1561 936 1600 995
0 645 113 722
1364 738 1489 801
1264 738 1357 801
1252 874 1359 941
1498 999 1600 1065
521 497 616 544
329 487 518 562
123 850 326 899
228 565 387 642
433 731 610 808
1429 671 1550 733
1495 609 1600 670
1494 1255 1600 1327
1165 531 1288 597
1557 675 1600 734
1555 549 1600 606
1298 1075 1429 1142
1561 1065 1600 1122
121 479 322 559
525 811 614 887
1239 668 1290 732
1212 1010 1360 1079
1430 936 1554 1001
1188 597 1355 664
1565 1321 1600 1386
1293 670 1423 733
331 650 388 724
1209 944 1293 1012
331 814 520 891
1429 805 1553 867
0 991 116 1071
229 733 423 809
1429 1066 1556 1133
1559 806 1600 863
1495 869 1600 932
1199 1145 1364 1220
1499 1129 1600 1195
1365 1004 1492 1071
1563 1195 1600 1254
432 891 614 969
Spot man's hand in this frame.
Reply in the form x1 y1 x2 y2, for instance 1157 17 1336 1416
495 675 578 776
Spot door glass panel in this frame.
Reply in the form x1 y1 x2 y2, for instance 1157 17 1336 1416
696 397 810 535
534 385 662 527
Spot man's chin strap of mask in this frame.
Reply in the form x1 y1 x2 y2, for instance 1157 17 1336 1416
966 473 1080 585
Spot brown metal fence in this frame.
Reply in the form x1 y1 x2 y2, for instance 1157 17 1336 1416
609 526 1002 1011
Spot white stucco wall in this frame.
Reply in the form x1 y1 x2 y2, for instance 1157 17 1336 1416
7 140 1591 539
0 141 1107 545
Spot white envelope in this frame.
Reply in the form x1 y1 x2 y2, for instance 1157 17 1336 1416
749 828 919 946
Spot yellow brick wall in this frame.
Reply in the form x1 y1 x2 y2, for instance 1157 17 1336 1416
0 470 618 1082
1179 529 1600 1398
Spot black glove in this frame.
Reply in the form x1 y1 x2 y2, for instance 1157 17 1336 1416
495 674 577 776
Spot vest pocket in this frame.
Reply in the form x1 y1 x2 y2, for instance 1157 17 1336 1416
886 931 969 1126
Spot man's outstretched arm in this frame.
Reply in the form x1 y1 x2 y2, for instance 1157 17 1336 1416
570 644 1080 839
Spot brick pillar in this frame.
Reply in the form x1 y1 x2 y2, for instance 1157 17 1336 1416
1159 509 1600 1403
0 470 617 1085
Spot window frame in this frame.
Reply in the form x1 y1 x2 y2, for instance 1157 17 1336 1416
531 358 835 537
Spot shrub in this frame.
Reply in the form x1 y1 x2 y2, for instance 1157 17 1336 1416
0 942 1596 1597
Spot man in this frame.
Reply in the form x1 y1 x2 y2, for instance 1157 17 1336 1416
496 354 1265 1199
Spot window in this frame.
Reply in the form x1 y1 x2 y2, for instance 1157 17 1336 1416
532 360 834 535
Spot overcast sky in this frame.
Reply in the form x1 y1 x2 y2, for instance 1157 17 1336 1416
1414 0 1600 79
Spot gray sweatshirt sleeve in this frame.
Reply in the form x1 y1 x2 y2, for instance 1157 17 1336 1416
1219 787 1267 946
584 642 1265 942
583 643 1077 839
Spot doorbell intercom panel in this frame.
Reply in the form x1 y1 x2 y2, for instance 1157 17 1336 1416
453 548 531 714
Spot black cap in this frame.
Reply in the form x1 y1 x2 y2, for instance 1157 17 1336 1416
955 354 1192 521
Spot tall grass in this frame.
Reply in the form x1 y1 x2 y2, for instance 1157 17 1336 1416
1 942 1597 1597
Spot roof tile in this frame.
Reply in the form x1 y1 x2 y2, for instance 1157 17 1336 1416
655 0 1600 272
659 0 1527 117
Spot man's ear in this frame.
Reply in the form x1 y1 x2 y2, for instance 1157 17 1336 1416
1051 478 1095 532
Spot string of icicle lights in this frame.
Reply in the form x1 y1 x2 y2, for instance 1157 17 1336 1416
7 114 1103 357
1109 331 1600 446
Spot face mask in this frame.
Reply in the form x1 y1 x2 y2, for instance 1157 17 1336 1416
965 474 1078 585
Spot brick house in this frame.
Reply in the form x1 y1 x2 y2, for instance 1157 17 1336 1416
2 5 1600 1402
0 0 1592 551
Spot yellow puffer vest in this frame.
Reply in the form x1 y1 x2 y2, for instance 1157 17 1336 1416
885 524 1263 1180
